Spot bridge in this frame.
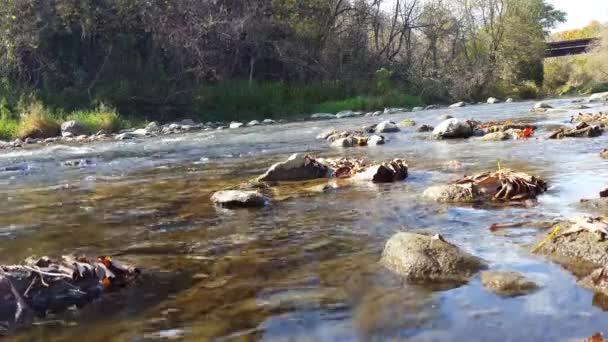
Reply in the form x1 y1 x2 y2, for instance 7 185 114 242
545 38 599 58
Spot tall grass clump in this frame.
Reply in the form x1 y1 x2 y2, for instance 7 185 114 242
16 101 60 139
66 103 123 133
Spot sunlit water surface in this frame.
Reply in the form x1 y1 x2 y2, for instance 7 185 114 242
2 99 608 341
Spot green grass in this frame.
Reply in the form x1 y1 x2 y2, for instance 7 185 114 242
193 80 424 121
66 104 125 134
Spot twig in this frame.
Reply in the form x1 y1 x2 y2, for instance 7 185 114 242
22 265 72 279
23 277 37 298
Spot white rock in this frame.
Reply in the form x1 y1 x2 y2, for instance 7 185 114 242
449 102 466 108
589 92 608 102
247 120 261 126
132 128 149 136
263 119 275 124
412 107 424 111
310 113 336 119
229 122 244 129
369 135 385 145
179 119 195 126
487 97 500 104
505 98 514 103
432 118 473 139
376 120 400 133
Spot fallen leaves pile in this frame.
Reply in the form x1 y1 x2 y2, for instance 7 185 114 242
455 169 547 201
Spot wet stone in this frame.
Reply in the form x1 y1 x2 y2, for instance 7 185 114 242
480 271 539 297
211 190 267 208
258 154 332 182
381 232 486 284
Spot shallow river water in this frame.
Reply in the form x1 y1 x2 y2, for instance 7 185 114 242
2 98 608 341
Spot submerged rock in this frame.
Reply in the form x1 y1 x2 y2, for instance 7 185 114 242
381 232 486 284
416 124 434 133
432 118 474 139
211 190 267 208
480 271 538 297
0 255 139 332
376 120 400 133
534 102 553 109
258 154 332 182
423 183 480 203
580 265 608 296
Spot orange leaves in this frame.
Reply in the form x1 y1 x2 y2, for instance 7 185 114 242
585 332 605 342
519 127 534 139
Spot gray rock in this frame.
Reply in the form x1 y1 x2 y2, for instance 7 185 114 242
331 136 357 148
376 120 400 133
61 132 74 138
353 161 408 183
412 107 424 112
368 135 385 145
534 102 552 109
476 131 511 141
247 120 261 127
432 118 473 139
416 124 434 133
263 119 276 124
372 111 383 116
63 159 94 167
505 98 514 103
439 114 454 120
425 105 439 110
146 122 160 132
336 110 364 119
362 124 377 133
115 133 135 140
310 113 336 119
423 183 479 203
258 153 333 182
229 122 244 129
131 128 149 136
534 220 608 269
449 101 466 108
589 92 608 103
0 140 8 148
211 190 267 208
61 120 89 137
179 119 195 126
381 232 486 283
480 271 538 297
487 97 500 104
383 108 408 115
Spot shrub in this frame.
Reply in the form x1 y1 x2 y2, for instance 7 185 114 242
513 81 540 99
16 102 60 139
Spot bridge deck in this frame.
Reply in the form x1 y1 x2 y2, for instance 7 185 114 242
546 38 598 58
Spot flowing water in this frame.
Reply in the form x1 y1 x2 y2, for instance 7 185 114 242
2 99 608 341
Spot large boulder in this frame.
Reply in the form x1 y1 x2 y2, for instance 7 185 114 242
589 92 608 103
423 183 480 203
381 232 486 283
61 120 89 137
432 118 474 139
376 120 400 133
258 154 333 182
480 271 538 297
211 190 267 208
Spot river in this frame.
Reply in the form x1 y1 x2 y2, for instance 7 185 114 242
2 98 608 341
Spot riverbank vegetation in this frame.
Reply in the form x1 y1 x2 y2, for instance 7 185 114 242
0 0 589 140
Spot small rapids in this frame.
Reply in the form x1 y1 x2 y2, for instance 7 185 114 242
3 98 608 341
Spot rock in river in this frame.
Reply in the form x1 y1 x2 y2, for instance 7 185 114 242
258 153 333 182
368 135 385 145
589 92 608 103
211 190 268 208
61 120 89 137
432 118 473 139
487 97 500 104
381 232 486 284
533 102 553 110
423 183 480 203
416 124 434 133
353 159 408 183
449 101 466 108
480 271 538 297
229 122 244 129
375 120 400 133
534 216 608 269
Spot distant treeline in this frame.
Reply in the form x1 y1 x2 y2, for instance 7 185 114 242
0 0 568 123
